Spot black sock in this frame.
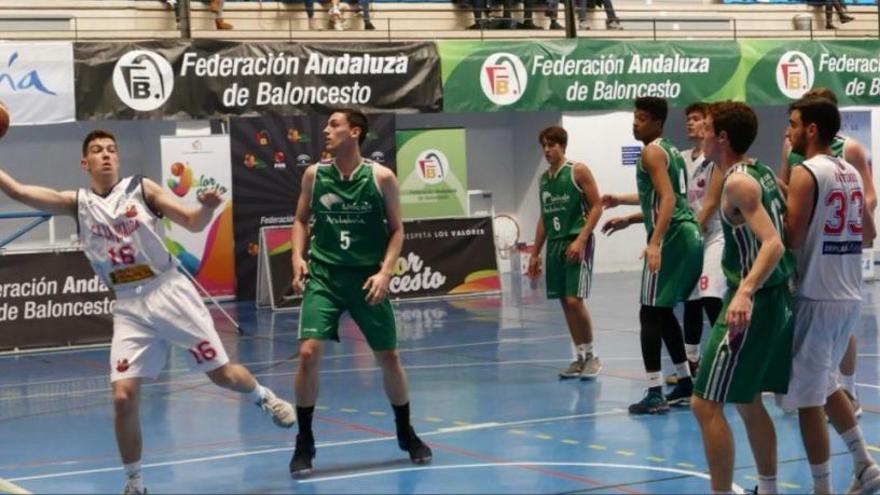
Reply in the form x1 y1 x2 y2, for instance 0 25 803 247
392 402 411 431
639 305 664 372
296 406 315 438
659 308 688 365
684 299 703 347
702 297 723 328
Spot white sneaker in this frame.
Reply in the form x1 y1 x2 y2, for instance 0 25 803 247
259 388 296 428
847 463 880 494
122 477 147 495
580 354 602 379
578 20 590 30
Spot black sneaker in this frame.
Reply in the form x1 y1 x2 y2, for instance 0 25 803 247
665 379 693 406
364 20 375 30
549 20 563 30
289 434 316 479
628 388 669 415
397 426 432 464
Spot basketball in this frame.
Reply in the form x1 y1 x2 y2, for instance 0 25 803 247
0 102 9 139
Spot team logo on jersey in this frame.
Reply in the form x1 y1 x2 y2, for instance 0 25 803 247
541 191 552 204
319 192 344 209
112 50 174 112
415 150 448 185
116 359 130 373
776 51 814 99
480 53 528 106
125 204 138 218
167 162 193 197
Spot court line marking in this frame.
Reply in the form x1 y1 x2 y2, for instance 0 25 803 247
7 409 626 483
296 461 746 493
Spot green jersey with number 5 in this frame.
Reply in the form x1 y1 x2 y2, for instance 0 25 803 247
309 159 388 267
720 160 793 289
539 161 588 240
636 138 697 236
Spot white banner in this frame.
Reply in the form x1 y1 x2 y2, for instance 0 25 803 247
160 135 236 298
0 41 75 126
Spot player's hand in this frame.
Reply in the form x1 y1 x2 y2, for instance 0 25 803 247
601 194 620 209
601 216 630 236
363 271 391 305
197 189 223 209
642 243 661 273
726 290 753 337
291 257 309 295
565 238 585 263
526 255 542 279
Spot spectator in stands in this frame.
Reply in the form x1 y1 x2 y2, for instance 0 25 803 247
349 0 377 30
468 0 489 29
328 0 345 30
208 0 234 30
548 0 621 30
823 0 854 28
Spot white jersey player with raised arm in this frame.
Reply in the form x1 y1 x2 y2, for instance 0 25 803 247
77 175 229 382
684 150 725 301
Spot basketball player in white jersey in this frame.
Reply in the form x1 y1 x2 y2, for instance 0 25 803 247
0 130 296 495
781 97 880 494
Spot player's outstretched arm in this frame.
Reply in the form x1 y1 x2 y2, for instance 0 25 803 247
142 178 221 232
291 165 317 295
0 168 76 216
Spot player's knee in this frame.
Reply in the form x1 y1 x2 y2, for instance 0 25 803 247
561 296 581 309
374 350 402 370
206 364 234 387
113 388 137 416
298 344 322 370
690 395 718 423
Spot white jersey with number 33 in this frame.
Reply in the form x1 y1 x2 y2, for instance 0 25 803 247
796 155 864 301
77 176 174 294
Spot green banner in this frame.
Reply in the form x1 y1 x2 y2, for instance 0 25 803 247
396 128 468 220
439 39 880 112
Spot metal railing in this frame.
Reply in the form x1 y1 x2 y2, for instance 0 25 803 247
0 211 53 250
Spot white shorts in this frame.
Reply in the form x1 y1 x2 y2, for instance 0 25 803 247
110 270 229 382
688 230 726 301
776 298 860 410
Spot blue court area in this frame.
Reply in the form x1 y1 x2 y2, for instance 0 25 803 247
1 271 878 494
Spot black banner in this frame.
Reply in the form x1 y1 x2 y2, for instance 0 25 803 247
231 113 396 300
0 251 113 351
74 40 441 120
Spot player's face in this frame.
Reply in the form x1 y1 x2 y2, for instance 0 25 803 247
542 140 564 165
701 115 720 162
686 111 705 141
632 110 659 141
323 112 359 152
786 110 808 157
81 137 119 184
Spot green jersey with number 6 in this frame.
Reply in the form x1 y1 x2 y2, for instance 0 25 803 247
720 160 793 289
636 138 697 236
309 159 388 267
539 161 588 240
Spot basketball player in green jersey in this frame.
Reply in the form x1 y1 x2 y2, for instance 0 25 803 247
527 126 603 379
780 87 875 418
602 97 703 414
692 101 793 494
288 109 431 478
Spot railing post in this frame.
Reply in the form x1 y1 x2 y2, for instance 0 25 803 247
179 0 192 39
653 19 657 40
564 0 576 38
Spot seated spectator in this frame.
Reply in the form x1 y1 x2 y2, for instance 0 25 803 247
553 0 621 30
468 0 489 29
348 0 376 30
823 0 854 28
209 0 233 30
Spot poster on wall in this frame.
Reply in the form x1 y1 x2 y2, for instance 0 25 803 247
0 41 76 126
230 113 396 300
395 128 469 219
160 135 236 298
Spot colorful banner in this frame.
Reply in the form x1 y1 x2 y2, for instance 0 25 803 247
396 128 469 220
0 251 113 351
0 42 76 126
230 113 396 300
258 216 500 308
74 40 441 120
440 39 880 112
160 135 236 298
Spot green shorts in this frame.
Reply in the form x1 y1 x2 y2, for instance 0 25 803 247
640 221 702 308
298 260 397 351
694 283 793 404
545 235 594 300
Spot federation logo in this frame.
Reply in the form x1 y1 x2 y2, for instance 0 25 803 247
167 162 193 197
480 52 528 106
776 51 814 100
415 150 448 185
112 50 174 112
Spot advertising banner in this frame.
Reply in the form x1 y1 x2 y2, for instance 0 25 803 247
440 39 880 112
160 135 236 298
0 42 76 126
0 251 113 351
396 128 469 219
75 40 441 120
230 113 396 300
259 216 500 308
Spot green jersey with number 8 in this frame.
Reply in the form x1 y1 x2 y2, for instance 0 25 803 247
539 161 588 240
636 138 697 236
309 159 388 267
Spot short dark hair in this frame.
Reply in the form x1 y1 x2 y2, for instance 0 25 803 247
708 101 758 155
538 126 568 149
789 96 840 147
685 102 708 117
804 87 838 106
82 129 117 157
331 108 369 146
634 97 668 125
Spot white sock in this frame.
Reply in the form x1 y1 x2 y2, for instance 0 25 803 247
247 383 267 405
841 426 873 468
647 371 662 388
810 460 831 494
758 474 777 494
577 343 593 358
841 373 856 396
123 461 142 487
685 344 700 362
674 361 691 379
